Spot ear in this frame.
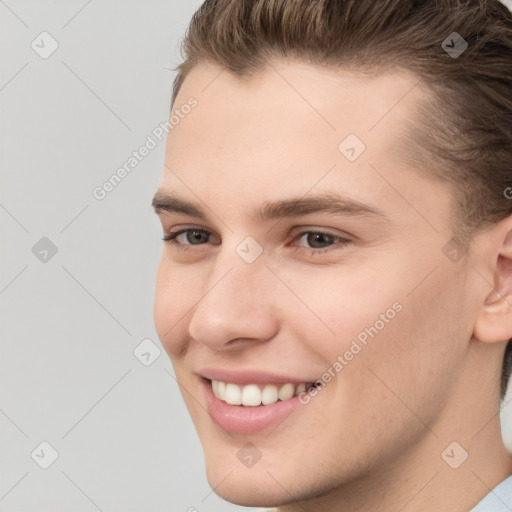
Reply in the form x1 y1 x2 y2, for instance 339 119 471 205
473 216 512 344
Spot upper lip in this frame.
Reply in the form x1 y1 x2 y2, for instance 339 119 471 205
198 368 316 386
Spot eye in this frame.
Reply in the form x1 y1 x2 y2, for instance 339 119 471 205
163 228 219 246
162 227 351 256
292 230 352 255
299 231 337 249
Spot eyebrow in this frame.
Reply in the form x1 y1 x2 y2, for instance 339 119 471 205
151 190 387 222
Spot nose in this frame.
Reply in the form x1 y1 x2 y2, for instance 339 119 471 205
188 253 279 351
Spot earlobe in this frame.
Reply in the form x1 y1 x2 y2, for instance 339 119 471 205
474 220 512 344
474 284 512 344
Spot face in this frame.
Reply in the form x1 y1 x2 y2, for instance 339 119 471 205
153 61 483 507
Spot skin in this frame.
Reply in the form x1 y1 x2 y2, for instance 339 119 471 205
153 60 512 511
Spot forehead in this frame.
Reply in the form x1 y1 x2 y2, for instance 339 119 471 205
175 60 423 132
167 60 424 169
160 60 450 229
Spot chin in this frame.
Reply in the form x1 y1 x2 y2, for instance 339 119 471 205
200 440 289 507
204 461 287 508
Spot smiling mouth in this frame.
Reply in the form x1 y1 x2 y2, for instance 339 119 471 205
210 379 317 406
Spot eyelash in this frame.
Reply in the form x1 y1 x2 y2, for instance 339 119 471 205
162 228 351 256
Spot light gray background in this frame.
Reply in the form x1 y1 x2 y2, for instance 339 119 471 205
1 1 511 511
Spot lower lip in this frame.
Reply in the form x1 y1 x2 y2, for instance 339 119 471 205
202 379 304 435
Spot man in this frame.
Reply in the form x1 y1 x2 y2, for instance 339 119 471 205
152 1 512 510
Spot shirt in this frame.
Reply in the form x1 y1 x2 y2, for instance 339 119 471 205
471 474 512 512
256 474 512 511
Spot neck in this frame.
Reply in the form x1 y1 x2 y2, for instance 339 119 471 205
279 404 512 512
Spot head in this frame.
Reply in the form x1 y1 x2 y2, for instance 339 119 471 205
153 0 512 508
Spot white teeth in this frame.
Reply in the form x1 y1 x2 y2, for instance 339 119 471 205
224 383 242 405
278 383 295 401
261 384 278 405
295 383 306 396
211 380 308 406
212 379 220 398
241 384 261 406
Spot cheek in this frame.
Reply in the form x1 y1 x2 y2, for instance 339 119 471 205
343 264 472 426
283 258 469 406
153 257 199 357
390 263 471 369
279 263 406 356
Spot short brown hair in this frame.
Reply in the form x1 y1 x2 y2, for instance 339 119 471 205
171 0 512 398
